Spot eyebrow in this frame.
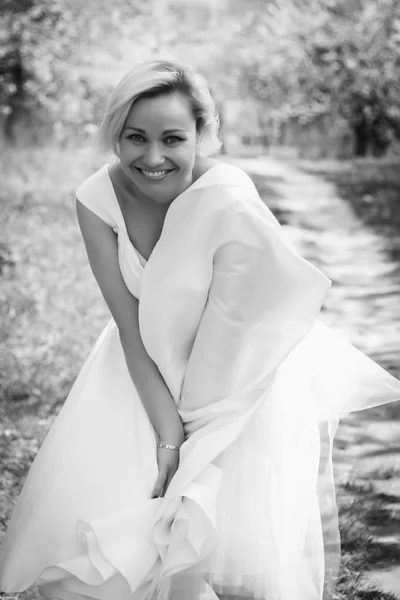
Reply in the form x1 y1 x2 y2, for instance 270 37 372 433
123 126 187 134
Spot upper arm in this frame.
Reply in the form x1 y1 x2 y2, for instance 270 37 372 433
76 199 139 336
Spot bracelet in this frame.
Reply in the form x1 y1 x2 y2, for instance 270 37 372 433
157 443 180 451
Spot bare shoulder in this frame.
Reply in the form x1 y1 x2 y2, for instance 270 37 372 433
107 161 122 189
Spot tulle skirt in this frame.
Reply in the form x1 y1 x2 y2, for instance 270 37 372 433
0 319 399 600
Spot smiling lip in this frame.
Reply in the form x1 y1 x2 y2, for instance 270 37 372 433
135 167 174 180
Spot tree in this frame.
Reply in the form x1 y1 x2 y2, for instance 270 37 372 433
233 0 400 156
0 0 148 142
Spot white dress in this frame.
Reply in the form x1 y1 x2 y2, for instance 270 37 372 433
0 162 399 600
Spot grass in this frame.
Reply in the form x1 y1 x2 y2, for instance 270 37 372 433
0 146 111 594
334 474 400 600
1 146 399 600
296 157 400 246
0 145 109 424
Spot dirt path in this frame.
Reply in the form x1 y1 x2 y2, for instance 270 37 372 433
227 155 400 598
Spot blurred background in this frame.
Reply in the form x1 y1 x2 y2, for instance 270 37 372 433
1 0 400 156
1 1 400 598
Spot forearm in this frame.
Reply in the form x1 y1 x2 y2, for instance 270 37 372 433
119 325 185 447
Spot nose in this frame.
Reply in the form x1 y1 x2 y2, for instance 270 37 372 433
143 143 165 168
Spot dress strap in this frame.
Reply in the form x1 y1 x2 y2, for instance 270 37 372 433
75 164 120 229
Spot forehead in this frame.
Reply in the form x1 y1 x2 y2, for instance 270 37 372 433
124 92 195 132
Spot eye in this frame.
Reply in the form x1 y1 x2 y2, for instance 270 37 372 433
164 135 184 145
128 133 145 143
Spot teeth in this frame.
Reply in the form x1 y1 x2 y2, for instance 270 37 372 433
141 169 170 178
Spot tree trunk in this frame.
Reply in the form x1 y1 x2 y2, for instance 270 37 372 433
370 115 391 157
3 47 26 141
352 117 369 157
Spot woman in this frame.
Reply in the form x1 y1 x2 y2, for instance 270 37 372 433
0 60 399 600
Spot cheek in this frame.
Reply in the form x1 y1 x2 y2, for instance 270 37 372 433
117 145 129 164
119 141 138 156
175 143 196 170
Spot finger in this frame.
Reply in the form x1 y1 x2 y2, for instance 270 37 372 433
151 472 167 499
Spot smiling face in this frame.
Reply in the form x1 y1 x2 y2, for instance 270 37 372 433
118 92 198 205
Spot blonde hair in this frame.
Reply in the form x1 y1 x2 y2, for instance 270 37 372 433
97 60 222 157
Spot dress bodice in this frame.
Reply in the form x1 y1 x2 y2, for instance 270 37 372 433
76 165 146 299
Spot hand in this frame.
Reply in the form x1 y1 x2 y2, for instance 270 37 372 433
151 446 180 499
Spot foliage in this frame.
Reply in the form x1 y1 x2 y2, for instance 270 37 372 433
2 0 400 156
0 0 236 144
0 0 148 142
235 0 400 156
